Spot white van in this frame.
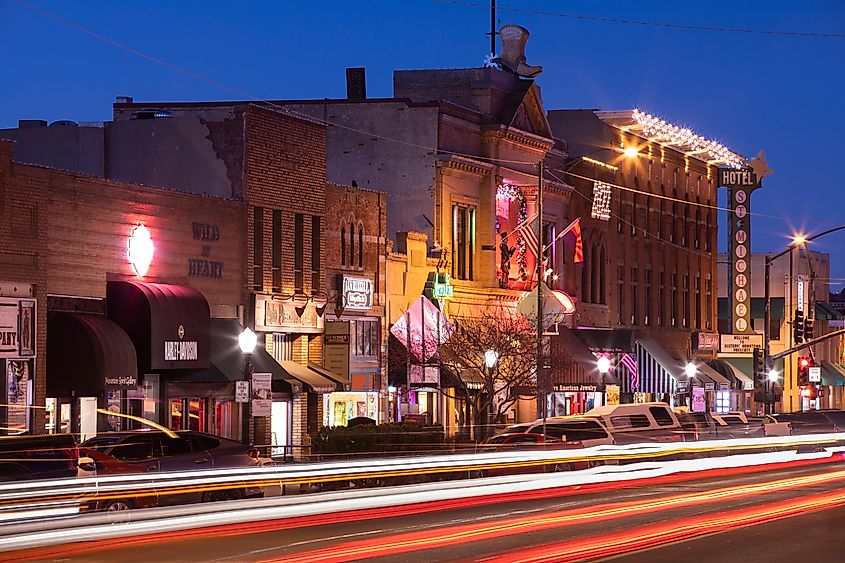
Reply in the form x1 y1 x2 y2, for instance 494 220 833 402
581 403 683 444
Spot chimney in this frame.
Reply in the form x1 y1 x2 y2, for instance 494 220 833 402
18 119 47 128
346 68 367 100
115 96 134 104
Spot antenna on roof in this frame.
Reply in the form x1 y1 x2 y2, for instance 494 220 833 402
487 0 497 56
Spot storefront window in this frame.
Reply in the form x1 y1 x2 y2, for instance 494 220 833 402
353 320 379 357
214 400 232 438
323 392 379 427
170 398 183 430
188 399 206 432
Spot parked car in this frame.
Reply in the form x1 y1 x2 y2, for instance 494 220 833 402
0 433 78 481
80 431 264 504
77 447 158 512
770 411 837 435
526 417 615 448
581 403 683 444
675 411 723 441
478 433 576 476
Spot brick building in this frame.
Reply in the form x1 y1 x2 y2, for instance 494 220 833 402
0 139 255 438
547 109 740 410
321 183 388 425
1 105 376 453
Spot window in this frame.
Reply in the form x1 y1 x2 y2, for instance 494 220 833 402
253 206 264 290
349 222 355 268
353 320 379 357
272 210 282 292
599 246 606 305
630 192 637 236
630 266 638 325
591 243 599 304
541 421 609 441
658 271 665 327
617 264 625 324
649 407 675 426
294 213 304 291
694 207 701 249
671 273 678 327
644 269 652 326
683 274 690 328
111 434 159 461
695 275 701 329
273 333 293 362
357 223 364 268
312 215 321 290
705 277 713 330
452 205 475 280
160 437 193 457
705 209 713 252
609 414 651 429
582 258 590 303
341 222 347 266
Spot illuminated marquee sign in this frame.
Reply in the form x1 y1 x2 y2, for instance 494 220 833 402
127 224 154 277
341 276 373 311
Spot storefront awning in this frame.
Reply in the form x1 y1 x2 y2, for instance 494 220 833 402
308 363 351 390
695 361 733 389
707 359 754 390
175 318 292 394
47 312 138 397
631 338 679 394
107 281 210 371
820 362 845 387
816 302 844 321
278 361 338 394
550 327 619 387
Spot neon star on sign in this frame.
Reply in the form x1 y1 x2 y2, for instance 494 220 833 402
127 224 154 277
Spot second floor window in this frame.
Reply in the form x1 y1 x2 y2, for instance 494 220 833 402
294 213 304 291
452 205 475 280
311 215 321 291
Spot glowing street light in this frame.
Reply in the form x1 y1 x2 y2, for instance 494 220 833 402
768 368 779 383
685 362 697 379
484 350 499 370
239 327 257 356
597 356 611 375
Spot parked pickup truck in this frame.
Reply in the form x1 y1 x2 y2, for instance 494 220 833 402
581 403 683 444
0 433 79 481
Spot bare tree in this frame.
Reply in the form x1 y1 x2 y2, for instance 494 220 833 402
439 308 569 439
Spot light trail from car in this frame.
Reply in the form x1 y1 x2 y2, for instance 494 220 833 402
256 465 845 562
2 449 843 560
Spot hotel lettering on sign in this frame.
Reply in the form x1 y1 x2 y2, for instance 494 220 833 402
719 167 761 336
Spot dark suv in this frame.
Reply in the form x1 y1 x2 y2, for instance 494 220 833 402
81 431 263 503
0 434 78 481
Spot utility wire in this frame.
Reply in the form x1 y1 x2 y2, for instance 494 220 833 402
436 0 845 39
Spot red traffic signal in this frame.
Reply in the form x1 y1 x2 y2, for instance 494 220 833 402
799 357 810 369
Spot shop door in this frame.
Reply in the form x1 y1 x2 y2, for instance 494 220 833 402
271 401 290 458
170 398 208 432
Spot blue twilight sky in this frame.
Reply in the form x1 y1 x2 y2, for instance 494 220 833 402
1 1 844 283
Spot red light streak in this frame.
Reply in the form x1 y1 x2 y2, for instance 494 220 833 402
261 466 845 563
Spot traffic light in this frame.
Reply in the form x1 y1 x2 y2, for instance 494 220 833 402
797 356 811 387
752 347 765 388
804 317 815 341
793 309 805 344
800 386 817 400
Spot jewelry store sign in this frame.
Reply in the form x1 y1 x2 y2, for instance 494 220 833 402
720 333 764 355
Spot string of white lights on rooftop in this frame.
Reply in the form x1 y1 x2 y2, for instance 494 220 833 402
631 109 746 169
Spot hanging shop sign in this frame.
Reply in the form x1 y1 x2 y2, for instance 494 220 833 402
341 276 373 311
163 324 198 362
324 321 351 384
423 272 454 301
694 332 720 352
0 298 36 359
552 384 599 393
251 372 272 416
255 294 324 334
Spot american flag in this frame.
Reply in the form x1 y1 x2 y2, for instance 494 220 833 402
620 353 638 390
513 212 540 259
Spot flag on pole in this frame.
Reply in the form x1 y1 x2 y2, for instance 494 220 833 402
620 353 639 390
559 218 583 264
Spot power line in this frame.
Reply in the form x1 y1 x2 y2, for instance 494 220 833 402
435 0 845 39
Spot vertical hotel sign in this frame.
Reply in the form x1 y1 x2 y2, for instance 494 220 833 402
719 167 761 335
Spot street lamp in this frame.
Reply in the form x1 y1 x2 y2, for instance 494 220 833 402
484 350 499 437
684 362 696 410
768 368 779 383
239 328 257 444
597 356 611 406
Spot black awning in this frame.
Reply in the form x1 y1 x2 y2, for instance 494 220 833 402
549 327 618 387
571 328 633 353
107 281 210 371
47 312 138 397
173 318 292 394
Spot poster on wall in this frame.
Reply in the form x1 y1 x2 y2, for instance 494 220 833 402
692 387 706 413
18 300 35 357
251 372 272 417
606 384 620 406
5 359 32 433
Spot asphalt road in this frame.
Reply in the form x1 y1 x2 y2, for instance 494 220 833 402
12 458 845 563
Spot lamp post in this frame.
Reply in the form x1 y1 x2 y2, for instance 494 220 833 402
238 327 257 444
597 355 611 407
764 226 845 415
685 362 696 410
484 349 499 438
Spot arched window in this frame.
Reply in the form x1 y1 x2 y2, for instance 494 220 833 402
357 223 364 268
599 245 606 304
705 206 713 252
341 222 347 266
349 221 355 267
581 242 590 303
694 205 701 249
590 243 599 304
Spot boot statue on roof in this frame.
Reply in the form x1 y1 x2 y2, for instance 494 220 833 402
491 24 542 78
